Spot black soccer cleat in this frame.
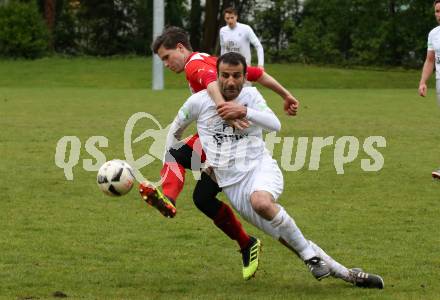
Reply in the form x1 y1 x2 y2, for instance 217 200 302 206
349 268 384 289
305 256 331 281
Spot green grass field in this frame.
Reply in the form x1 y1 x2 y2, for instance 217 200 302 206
1 57 439 299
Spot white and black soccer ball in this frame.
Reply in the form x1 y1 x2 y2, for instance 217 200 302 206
97 160 135 196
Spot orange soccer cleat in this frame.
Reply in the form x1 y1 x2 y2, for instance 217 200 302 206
139 181 177 218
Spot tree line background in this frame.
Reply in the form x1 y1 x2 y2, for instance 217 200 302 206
0 0 437 68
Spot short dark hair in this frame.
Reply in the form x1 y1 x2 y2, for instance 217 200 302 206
151 26 192 54
216 52 247 75
223 7 237 16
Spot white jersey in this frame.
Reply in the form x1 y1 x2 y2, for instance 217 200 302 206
427 26 440 79
166 87 280 187
220 22 264 67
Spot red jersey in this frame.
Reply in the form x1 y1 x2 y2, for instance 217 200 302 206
184 52 263 94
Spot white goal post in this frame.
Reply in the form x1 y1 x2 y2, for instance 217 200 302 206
152 0 164 90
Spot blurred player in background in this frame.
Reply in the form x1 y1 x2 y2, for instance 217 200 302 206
140 26 297 280
165 52 384 288
418 0 440 179
220 7 264 68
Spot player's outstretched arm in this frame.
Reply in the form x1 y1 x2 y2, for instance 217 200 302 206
246 92 281 132
246 106 281 132
207 81 226 106
419 50 435 97
256 72 299 116
164 99 199 160
165 117 188 153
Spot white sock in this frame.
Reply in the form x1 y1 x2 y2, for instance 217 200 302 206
308 240 351 281
270 207 316 260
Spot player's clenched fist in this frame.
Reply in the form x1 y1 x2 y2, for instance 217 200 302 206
283 95 299 116
217 101 247 119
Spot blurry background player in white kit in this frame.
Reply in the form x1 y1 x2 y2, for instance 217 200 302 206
419 0 440 179
220 7 264 68
165 52 385 289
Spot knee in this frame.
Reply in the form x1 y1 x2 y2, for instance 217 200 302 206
250 191 274 217
193 185 221 219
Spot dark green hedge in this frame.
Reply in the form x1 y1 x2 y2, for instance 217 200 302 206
0 2 48 58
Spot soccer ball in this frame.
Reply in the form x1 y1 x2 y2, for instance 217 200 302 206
97 160 135 196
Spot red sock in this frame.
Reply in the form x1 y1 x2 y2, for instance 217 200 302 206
213 202 251 250
160 162 185 201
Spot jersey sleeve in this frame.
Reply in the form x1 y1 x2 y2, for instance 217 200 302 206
247 25 264 66
186 60 218 89
428 30 434 51
219 28 226 55
165 95 201 152
246 66 264 82
245 89 280 132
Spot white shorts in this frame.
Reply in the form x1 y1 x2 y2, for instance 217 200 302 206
222 154 284 237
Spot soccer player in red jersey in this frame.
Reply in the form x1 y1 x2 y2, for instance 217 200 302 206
139 26 298 280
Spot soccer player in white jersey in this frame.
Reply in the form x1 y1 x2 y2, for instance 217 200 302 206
419 0 440 179
220 7 264 68
165 52 385 288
